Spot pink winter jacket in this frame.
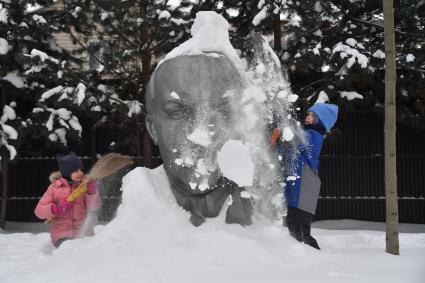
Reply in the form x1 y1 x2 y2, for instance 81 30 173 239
34 172 101 244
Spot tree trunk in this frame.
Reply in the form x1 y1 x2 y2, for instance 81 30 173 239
141 54 153 168
139 0 153 168
383 0 399 255
0 158 9 229
273 13 282 51
0 85 7 229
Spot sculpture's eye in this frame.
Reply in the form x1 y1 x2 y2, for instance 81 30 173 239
164 101 189 120
215 99 232 118
168 110 186 120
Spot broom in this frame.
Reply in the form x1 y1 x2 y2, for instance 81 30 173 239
66 153 134 202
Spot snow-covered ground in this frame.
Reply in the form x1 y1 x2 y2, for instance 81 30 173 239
1 166 424 283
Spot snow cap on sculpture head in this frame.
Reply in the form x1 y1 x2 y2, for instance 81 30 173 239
162 11 243 69
145 12 246 195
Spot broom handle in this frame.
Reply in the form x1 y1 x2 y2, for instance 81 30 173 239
66 179 90 202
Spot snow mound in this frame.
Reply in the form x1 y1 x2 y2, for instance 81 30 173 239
1 167 425 283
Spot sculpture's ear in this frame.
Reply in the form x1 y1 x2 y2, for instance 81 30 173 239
145 114 158 145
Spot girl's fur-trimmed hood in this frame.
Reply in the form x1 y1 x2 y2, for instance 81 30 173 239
49 171 62 183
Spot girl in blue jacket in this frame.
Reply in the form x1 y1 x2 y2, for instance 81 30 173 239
276 103 338 249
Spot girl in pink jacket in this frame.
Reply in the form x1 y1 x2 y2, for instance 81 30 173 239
35 152 101 248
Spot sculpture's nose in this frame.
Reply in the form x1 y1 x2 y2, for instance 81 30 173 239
206 115 233 143
185 96 241 151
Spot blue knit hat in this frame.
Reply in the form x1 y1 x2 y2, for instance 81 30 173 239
56 151 84 180
308 103 339 131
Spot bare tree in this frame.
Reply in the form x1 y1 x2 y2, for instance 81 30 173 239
383 0 399 255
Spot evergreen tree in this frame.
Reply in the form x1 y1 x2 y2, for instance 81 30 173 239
0 0 78 159
245 0 424 132
0 0 116 158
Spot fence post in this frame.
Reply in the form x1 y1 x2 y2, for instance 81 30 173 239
91 117 107 166
0 158 9 229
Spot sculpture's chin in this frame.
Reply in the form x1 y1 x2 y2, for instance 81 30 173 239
167 169 222 195
188 187 216 195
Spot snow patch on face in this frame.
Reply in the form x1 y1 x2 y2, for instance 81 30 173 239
170 91 181 99
217 140 254 187
184 157 194 167
189 178 209 192
195 159 208 175
222 89 235 98
174 157 195 168
197 181 209 191
187 127 212 147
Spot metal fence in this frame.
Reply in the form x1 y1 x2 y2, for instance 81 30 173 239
2 111 425 223
316 110 425 223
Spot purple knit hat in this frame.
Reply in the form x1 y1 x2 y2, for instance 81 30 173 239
56 151 84 180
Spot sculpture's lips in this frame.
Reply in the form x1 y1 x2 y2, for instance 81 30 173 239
188 168 221 193
167 167 222 195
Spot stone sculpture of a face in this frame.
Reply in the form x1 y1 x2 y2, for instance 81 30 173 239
145 54 245 195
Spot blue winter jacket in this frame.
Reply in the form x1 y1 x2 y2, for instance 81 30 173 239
279 127 324 213
277 103 338 214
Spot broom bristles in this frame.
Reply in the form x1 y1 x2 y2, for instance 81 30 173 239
87 153 134 180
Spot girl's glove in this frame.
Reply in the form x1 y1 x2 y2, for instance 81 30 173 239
51 199 73 215
87 180 97 195
270 128 281 145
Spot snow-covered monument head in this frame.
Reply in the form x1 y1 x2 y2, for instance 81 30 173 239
145 12 254 226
